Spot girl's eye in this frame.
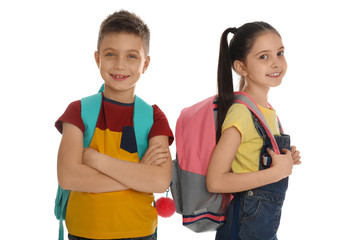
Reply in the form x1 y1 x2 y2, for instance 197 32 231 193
278 51 285 56
260 55 268 60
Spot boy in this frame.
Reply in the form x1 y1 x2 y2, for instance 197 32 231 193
56 10 173 240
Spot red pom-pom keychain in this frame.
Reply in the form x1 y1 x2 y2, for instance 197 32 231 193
155 189 175 218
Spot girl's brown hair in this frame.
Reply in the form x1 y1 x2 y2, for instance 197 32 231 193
216 22 281 142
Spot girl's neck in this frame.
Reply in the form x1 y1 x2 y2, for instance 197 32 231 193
242 85 270 109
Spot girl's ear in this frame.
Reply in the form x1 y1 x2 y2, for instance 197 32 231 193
233 60 247 77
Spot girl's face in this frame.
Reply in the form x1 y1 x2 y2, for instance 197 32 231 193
235 32 287 90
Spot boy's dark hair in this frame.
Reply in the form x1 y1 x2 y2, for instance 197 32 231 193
97 10 150 55
216 22 280 141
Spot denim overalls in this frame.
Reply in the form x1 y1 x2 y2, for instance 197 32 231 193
215 113 291 240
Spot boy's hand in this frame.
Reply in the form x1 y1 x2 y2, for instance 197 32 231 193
267 148 294 180
141 142 169 166
291 146 301 165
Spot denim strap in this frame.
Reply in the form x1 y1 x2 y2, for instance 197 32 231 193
230 194 241 240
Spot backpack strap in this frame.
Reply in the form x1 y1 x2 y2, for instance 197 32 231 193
133 95 154 160
81 93 103 148
233 92 281 154
54 184 70 240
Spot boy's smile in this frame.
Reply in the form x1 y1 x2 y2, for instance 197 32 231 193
110 74 130 81
95 32 150 103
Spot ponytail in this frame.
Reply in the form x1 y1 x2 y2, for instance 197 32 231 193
217 29 237 211
216 28 236 142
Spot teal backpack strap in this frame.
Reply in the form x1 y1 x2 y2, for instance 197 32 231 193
81 92 103 148
54 184 70 240
134 95 155 238
55 89 103 240
134 95 154 160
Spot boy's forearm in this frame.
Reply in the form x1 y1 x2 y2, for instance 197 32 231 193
85 136 172 193
58 162 129 193
88 154 172 193
58 122 129 193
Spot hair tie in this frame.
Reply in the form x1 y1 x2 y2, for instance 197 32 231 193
230 27 237 34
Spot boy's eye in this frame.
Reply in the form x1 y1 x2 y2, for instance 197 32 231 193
105 53 115 57
128 55 137 59
277 51 285 56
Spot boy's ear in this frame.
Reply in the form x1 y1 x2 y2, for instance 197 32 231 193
94 51 100 68
233 60 247 77
142 56 150 73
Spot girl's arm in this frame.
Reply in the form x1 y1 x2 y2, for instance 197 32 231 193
83 135 172 193
206 126 294 193
57 122 129 193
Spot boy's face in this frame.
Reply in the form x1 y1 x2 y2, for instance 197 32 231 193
95 32 150 102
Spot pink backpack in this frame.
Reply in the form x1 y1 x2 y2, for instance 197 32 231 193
170 92 282 232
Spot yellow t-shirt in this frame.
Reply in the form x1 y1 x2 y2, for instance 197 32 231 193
222 104 280 173
56 96 173 239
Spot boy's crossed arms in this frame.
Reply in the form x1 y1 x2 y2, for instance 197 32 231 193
58 122 171 194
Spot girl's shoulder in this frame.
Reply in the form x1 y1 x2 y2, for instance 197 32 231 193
223 103 253 128
223 103 257 142
226 103 252 120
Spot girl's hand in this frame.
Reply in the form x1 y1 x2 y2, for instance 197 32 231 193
267 148 294 180
83 147 101 168
141 142 169 166
291 146 302 165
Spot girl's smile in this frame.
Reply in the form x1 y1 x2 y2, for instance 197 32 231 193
266 72 282 78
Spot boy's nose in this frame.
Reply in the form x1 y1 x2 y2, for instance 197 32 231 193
114 58 126 70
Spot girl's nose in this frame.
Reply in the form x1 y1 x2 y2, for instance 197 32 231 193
271 59 280 68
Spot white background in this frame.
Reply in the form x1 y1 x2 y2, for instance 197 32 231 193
1 0 359 239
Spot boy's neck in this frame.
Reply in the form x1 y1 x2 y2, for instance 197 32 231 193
103 86 135 104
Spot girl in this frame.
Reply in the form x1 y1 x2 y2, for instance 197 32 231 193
206 22 301 240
